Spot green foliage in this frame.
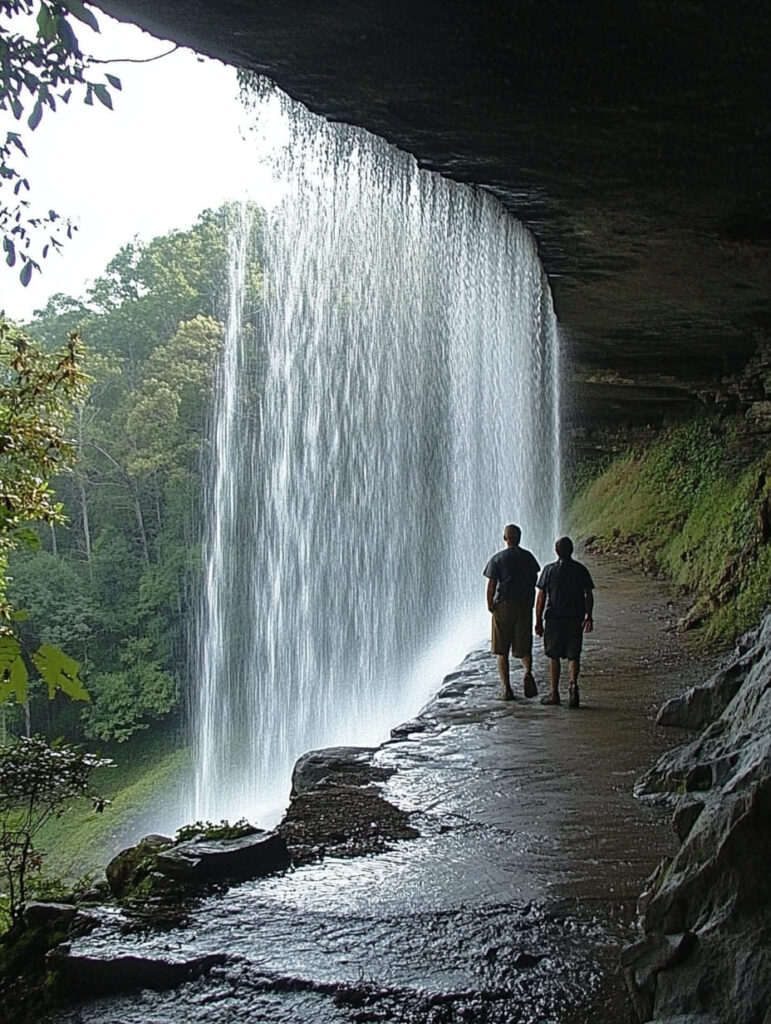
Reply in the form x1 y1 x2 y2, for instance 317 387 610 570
570 415 771 643
81 638 178 743
0 634 88 704
0 319 87 604
34 742 189 881
4 205 263 744
0 1 120 284
0 735 111 925
3 548 94 662
0 318 89 726
174 818 255 843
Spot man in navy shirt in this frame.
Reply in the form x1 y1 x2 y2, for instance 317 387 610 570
535 536 594 708
483 524 541 700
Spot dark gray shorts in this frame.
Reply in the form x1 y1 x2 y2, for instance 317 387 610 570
543 616 584 660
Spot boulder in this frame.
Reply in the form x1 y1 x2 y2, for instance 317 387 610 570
290 746 378 797
105 833 173 898
625 613 771 1023
656 634 766 730
155 830 289 883
22 901 77 929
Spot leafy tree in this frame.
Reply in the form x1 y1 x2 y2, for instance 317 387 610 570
80 637 177 743
0 316 87 613
0 734 109 925
0 317 89 737
8 204 264 744
1 0 121 285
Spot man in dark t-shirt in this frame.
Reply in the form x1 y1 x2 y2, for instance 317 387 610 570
483 524 541 700
535 536 594 708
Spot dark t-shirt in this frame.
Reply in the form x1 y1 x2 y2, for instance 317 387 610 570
536 558 594 621
483 546 541 607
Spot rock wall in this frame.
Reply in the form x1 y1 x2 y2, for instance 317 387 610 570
623 614 771 1024
93 0 771 436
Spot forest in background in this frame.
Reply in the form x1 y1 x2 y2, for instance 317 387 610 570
3 202 263 750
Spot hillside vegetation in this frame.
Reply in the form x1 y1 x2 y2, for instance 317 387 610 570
570 415 771 645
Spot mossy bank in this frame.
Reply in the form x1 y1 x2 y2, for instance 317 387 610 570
569 413 770 646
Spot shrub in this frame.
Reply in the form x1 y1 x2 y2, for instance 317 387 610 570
0 736 111 928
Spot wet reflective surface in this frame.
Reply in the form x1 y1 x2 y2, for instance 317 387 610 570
46 560 713 1023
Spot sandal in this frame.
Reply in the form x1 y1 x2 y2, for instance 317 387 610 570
568 683 580 709
523 673 538 698
540 693 560 706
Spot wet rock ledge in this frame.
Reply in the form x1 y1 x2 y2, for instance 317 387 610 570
4 603 770 1024
622 612 771 1024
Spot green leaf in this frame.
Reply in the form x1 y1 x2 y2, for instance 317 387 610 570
0 635 22 672
31 644 89 701
92 84 112 110
36 2 57 43
9 610 29 622
8 133 28 156
105 74 122 91
4 238 16 267
56 13 80 53
20 260 33 286
27 101 43 131
0 636 27 704
65 0 100 32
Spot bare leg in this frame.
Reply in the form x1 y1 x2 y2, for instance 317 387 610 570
550 658 560 695
568 658 581 707
496 655 514 699
541 659 561 704
520 652 537 697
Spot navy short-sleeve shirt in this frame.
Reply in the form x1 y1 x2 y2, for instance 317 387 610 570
537 558 594 620
483 546 541 607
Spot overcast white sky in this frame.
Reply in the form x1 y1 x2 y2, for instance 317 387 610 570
1 9 282 322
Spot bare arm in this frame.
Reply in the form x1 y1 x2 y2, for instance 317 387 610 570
535 588 545 635
583 589 594 632
486 578 496 613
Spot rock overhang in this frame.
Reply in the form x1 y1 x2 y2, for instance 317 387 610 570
94 0 770 433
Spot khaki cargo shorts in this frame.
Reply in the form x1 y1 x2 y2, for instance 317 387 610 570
491 599 534 658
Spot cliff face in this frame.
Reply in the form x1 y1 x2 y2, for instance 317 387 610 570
625 614 771 1024
93 0 770 435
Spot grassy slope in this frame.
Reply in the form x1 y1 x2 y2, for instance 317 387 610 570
34 736 190 883
569 415 771 646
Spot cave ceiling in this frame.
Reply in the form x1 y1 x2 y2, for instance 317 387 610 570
95 0 770 433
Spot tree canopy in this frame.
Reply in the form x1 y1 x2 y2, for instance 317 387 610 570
5 203 264 743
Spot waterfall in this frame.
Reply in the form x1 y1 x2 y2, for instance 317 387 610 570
193 86 561 824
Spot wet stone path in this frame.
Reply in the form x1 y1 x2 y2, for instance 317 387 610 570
46 559 714 1024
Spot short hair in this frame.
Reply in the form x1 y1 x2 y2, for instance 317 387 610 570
555 536 574 558
503 523 522 544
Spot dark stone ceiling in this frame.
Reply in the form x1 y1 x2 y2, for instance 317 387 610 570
96 0 770 433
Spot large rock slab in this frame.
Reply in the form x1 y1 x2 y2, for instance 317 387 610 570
156 831 290 883
625 613 771 1024
47 947 227 995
